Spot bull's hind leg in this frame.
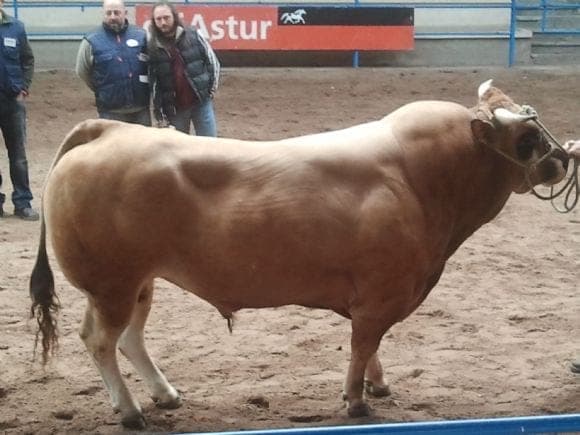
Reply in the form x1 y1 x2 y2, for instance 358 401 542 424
364 352 391 397
118 281 181 409
80 297 145 429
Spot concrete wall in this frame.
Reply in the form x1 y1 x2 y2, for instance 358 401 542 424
30 33 533 70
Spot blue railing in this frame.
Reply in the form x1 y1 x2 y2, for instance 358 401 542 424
518 0 580 35
196 414 580 435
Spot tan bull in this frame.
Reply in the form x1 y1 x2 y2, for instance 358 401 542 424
30 80 570 429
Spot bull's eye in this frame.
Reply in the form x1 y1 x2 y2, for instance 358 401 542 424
516 131 539 160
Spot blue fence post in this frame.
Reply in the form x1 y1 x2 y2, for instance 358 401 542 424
352 0 360 67
540 0 547 31
509 0 517 66
13 0 19 19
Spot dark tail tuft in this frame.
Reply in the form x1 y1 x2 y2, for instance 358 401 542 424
29 218 60 364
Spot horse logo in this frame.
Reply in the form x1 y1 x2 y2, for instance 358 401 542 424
281 9 307 24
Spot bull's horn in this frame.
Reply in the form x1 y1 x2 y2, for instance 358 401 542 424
493 108 535 125
478 79 493 99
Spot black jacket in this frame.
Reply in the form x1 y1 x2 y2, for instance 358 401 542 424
148 26 220 122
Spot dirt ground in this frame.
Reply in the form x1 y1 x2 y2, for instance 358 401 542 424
0 67 579 434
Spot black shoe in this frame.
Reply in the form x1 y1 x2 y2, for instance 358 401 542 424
0 204 4 218
571 360 580 374
14 207 39 221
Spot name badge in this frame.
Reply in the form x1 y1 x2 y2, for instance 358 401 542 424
3 37 17 48
126 39 139 48
139 75 149 84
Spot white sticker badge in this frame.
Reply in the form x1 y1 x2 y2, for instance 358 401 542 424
139 75 149 84
3 37 17 48
126 38 139 48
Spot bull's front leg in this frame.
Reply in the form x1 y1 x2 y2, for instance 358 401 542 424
343 317 387 417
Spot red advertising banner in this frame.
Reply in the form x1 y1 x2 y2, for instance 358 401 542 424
135 5 414 51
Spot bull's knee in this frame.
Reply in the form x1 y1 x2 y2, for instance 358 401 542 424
79 308 94 343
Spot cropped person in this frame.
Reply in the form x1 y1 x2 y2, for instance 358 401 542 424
148 1 219 136
75 0 150 125
0 0 38 221
563 140 579 374
564 139 580 159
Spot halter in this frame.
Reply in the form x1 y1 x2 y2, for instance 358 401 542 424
487 105 579 213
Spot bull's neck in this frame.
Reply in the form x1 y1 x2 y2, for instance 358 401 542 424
404 139 515 259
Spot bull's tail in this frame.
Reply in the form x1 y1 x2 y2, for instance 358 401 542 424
30 218 58 364
30 119 113 364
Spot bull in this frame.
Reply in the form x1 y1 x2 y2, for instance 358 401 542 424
30 80 570 429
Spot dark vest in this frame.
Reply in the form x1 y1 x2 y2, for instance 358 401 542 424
0 17 26 99
149 28 213 117
86 24 149 112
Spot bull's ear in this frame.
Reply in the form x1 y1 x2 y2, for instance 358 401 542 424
471 118 496 146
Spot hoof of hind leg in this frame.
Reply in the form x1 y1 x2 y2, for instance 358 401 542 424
154 394 182 409
365 380 391 397
121 412 147 430
347 401 371 418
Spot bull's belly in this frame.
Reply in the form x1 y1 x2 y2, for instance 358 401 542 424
160 246 438 322
163 264 356 316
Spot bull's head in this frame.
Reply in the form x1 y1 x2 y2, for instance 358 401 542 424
471 80 569 193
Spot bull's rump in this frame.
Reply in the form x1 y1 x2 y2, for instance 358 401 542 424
44 120 427 313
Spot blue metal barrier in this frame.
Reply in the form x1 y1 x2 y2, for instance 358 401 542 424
192 414 580 435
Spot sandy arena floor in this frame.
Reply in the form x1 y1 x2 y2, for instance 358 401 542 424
0 67 578 434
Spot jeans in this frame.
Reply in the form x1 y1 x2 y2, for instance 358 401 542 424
170 99 217 137
98 107 151 127
0 99 33 210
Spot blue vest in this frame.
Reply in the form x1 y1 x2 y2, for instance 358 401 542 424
86 24 149 112
0 16 27 99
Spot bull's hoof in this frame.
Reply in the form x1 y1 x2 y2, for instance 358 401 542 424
347 401 371 418
154 394 182 409
364 380 391 397
121 412 147 430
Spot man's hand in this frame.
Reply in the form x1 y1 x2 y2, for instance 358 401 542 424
563 140 580 159
156 119 175 129
16 90 29 101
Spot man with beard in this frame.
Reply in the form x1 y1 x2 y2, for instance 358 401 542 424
148 1 219 136
75 0 150 125
0 0 38 221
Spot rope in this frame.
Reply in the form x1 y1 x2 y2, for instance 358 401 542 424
525 113 580 213
528 158 579 213
484 104 579 213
